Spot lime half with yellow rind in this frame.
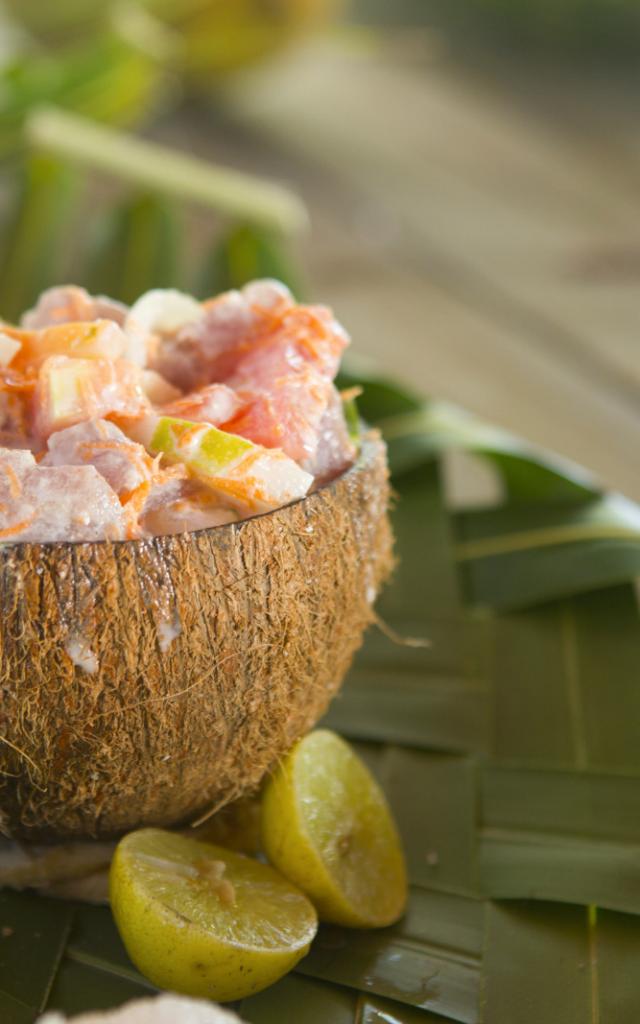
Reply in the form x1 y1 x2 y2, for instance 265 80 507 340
261 730 408 928
109 828 318 1001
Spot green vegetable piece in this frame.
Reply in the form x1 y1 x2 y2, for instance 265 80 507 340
150 416 253 472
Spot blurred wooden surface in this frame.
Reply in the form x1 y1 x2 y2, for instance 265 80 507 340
166 36 640 499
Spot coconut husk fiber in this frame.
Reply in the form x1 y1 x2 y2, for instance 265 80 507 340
0 433 392 840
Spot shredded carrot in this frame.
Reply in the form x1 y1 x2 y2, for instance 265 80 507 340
120 478 151 508
165 394 207 416
80 439 122 453
226 448 264 475
0 514 35 538
119 449 177 537
121 478 152 539
175 423 207 449
0 369 37 393
1 465 22 499
155 461 188 488
340 386 363 402
0 323 30 341
123 488 148 535
201 475 257 507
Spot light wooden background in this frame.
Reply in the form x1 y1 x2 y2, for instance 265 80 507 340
169 34 640 500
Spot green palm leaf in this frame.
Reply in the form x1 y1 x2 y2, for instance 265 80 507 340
0 154 79 322
0 36 165 160
454 495 640 610
339 362 599 501
205 222 304 299
83 193 182 303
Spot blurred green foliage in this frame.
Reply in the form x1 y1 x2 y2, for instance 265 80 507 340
0 103 304 321
354 0 640 58
0 0 314 321
470 0 640 56
0 34 167 158
206 223 303 300
85 194 182 305
2 0 342 85
0 177 301 321
0 155 80 320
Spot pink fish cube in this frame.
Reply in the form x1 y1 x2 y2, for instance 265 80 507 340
22 285 127 329
0 456 126 544
162 383 244 426
43 419 154 499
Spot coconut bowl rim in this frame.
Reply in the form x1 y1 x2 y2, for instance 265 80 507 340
1 429 379 555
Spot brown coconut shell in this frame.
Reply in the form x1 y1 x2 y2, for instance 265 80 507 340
0 433 392 841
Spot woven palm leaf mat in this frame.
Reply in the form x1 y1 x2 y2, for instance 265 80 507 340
1 380 639 1024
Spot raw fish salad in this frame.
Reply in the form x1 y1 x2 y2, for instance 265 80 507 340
0 281 356 543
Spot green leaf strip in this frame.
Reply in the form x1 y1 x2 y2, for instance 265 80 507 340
455 522 640 561
26 107 309 235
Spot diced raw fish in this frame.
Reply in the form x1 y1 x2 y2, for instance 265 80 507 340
0 462 126 544
229 282 347 386
151 289 254 391
302 386 356 482
186 282 290 382
0 448 36 480
125 289 203 368
162 383 244 426
43 420 154 499
215 295 350 464
152 279 349 396
141 370 182 406
24 466 126 543
141 493 238 537
151 281 290 391
211 444 312 514
34 356 148 439
222 371 331 465
229 304 348 389
142 465 189 515
241 278 292 310
0 449 37 512
92 296 127 323
139 468 238 535
0 454 33 540
126 289 202 336
22 286 127 329
92 296 128 325
14 321 128 373
128 414 312 514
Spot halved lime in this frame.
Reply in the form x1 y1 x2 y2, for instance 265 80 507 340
261 730 408 928
110 828 317 1001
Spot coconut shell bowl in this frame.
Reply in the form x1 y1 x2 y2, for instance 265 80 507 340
0 433 392 841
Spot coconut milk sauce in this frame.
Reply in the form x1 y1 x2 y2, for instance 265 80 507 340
64 633 99 674
133 536 182 655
